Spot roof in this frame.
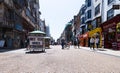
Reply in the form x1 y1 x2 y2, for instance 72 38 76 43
29 30 46 34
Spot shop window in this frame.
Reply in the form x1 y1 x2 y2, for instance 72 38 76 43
117 23 120 41
117 23 120 34
88 24 93 30
108 32 115 41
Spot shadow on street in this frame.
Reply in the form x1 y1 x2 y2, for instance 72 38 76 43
25 51 46 54
0 47 23 53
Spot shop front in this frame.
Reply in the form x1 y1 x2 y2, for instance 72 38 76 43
100 15 120 50
88 28 102 48
44 37 51 49
79 32 89 47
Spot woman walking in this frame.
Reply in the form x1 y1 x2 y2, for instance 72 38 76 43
90 36 95 50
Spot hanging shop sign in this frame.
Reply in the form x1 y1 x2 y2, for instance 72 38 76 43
89 28 102 37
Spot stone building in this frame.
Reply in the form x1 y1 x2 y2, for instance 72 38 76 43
0 0 41 48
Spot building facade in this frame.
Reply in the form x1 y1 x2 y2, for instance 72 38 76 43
100 0 120 50
79 0 120 50
0 0 41 48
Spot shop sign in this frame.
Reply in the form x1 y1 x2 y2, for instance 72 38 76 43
103 22 116 29
108 28 115 32
89 28 102 37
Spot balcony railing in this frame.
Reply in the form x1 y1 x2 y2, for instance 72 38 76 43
13 0 25 8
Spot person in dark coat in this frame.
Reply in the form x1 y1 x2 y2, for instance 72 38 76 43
74 39 77 48
77 38 80 48
61 39 65 49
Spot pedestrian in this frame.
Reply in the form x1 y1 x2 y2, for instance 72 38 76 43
61 39 65 49
25 38 30 50
66 41 71 49
74 39 77 49
77 38 80 48
95 36 99 50
90 36 95 50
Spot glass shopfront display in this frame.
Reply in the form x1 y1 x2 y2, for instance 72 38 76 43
117 23 120 41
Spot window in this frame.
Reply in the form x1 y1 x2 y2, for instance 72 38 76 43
107 9 114 20
108 0 114 5
95 4 100 16
87 10 91 19
86 0 91 7
81 7 85 15
92 19 96 29
81 17 85 24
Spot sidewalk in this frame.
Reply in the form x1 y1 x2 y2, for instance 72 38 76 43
80 46 120 57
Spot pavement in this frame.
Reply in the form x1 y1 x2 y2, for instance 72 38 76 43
79 46 120 58
0 46 120 58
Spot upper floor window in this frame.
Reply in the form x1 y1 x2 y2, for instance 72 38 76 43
81 17 85 24
86 0 91 7
95 4 100 16
108 0 114 5
81 9 85 15
107 8 114 20
87 10 92 19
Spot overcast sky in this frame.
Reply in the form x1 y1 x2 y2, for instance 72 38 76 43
40 0 85 41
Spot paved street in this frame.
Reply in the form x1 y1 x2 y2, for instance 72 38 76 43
0 45 120 73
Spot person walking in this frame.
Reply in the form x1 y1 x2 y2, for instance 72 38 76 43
77 38 80 48
90 36 95 50
61 39 65 49
74 39 77 49
95 37 99 50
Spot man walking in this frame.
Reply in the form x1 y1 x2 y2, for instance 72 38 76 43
61 39 65 49
95 37 99 50
77 38 80 48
